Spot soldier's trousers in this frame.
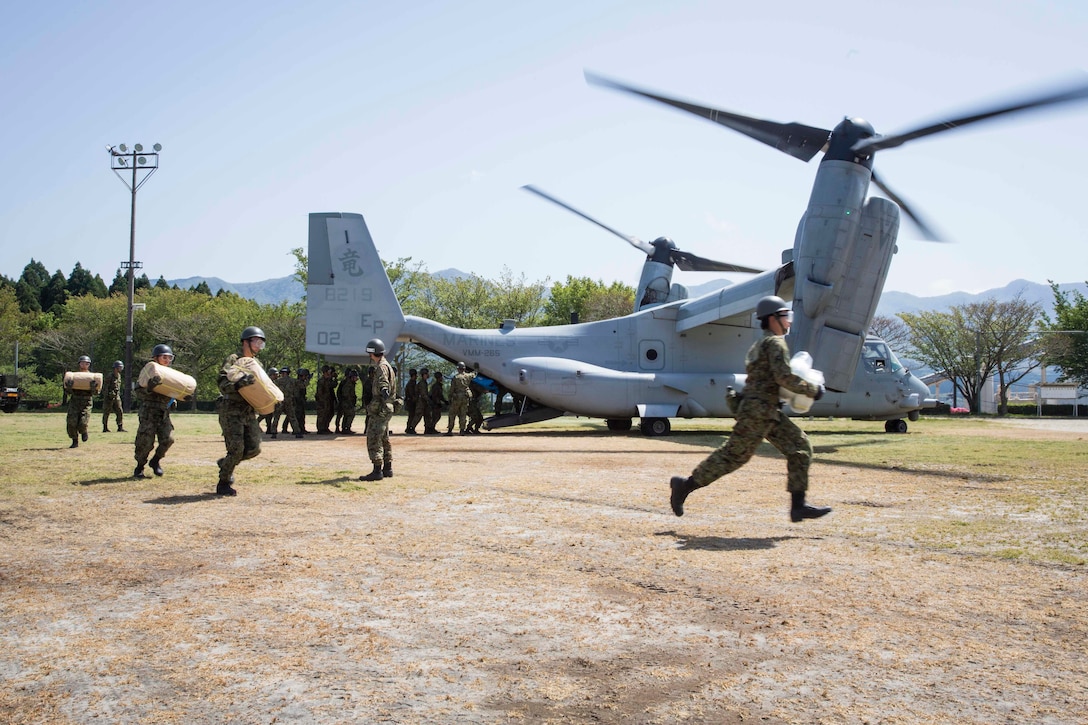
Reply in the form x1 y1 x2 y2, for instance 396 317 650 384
217 399 262 483
366 409 392 465
135 404 174 465
102 396 124 430
446 398 469 432
280 402 299 434
691 401 811 493
66 396 93 439
338 404 356 433
405 402 422 433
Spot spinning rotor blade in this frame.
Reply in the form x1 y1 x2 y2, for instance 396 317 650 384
671 249 763 274
523 185 763 273
523 184 652 254
869 169 944 242
586 72 831 162
853 75 1088 154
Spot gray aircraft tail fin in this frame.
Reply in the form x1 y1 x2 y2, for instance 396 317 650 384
305 212 406 364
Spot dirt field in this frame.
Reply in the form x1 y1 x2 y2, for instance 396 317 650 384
1 415 1086 724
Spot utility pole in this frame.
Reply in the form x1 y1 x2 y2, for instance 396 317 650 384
107 143 161 411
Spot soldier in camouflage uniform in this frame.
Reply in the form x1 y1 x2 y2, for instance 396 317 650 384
276 366 302 438
426 370 446 434
293 368 311 434
403 368 421 434
101 360 125 433
215 326 267 496
669 296 831 523
415 368 433 434
65 355 98 448
358 338 396 481
336 368 359 434
466 378 487 434
260 367 279 438
315 365 337 433
133 345 179 479
445 362 475 435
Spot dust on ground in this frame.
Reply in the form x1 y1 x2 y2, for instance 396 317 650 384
1 418 1085 724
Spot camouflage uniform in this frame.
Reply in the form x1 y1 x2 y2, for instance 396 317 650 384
690 332 822 493
414 371 432 433
446 369 476 434
315 368 337 433
466 379 486 433
276 374 299 437
216 353 263 486
134 364 175 471
403 371 421 433
101 369 124 432
426 373 446 434
365 357 396 468
66 387 96 443
336 372 359 434
293 371 310 433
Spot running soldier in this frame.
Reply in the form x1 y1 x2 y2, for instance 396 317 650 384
65 355 97 448
215 326 267 496
276 366 301 438
101 360 125 433
133 344 178 479
669 296 831 523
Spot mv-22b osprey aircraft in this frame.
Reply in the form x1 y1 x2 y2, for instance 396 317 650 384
305 73 1088 436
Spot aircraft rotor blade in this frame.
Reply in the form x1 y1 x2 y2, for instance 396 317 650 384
854 75 1088 155
586 72 831 162
522 184 653 254
870 169 945 242
671 249 763 274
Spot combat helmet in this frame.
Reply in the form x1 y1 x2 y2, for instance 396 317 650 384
113 360 124 369
755 295 791 320
365 338 385 355
151 344 174 359
78 355 92 364
240 326 266 342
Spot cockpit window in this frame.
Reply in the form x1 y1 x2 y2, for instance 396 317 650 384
863 339 904 374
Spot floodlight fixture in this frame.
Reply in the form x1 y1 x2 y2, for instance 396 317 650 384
105 140 162 410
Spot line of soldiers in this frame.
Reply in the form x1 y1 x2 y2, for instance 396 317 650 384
403 361 485 436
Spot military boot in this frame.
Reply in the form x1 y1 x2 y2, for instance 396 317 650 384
382 462 393 478
670 476 697 517
70 437 79 448
149 457 164 477
81 431 88 442
133 465 148 479
216 475 237 496
103 426 110 433
359 464 383 482
790 491 831 522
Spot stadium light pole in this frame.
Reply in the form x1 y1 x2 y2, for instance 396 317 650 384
107 142 161 411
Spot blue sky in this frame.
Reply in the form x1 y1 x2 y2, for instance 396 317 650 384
2 0 1085 298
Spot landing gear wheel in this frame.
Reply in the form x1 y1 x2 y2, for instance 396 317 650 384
885 419 908 434
606 418 632 432
640 417 671 436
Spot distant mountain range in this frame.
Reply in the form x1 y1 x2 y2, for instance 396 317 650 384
170 272 1086 319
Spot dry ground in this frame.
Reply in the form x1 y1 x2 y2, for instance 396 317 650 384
1 414 1086 724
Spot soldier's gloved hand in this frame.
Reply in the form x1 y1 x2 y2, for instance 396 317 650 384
148 375 163 390
381 390 391 401
814 384 825 401
235 373 256 390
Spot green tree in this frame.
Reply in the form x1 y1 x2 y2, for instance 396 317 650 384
901 296 1043 415
66 263 99 298
190 280 212 296
108 269 127 296
15 279 41 313
290 247 307 289
1040 281 1088 388
869 314 911 353
543 276 635 325
41 270 68 313
154 275 171 290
